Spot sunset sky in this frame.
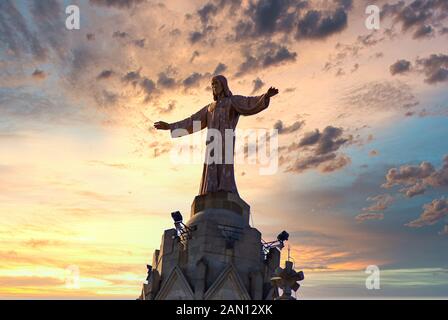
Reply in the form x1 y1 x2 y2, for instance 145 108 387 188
1 0 447 298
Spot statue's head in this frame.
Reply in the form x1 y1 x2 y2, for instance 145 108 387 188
212 75 232 101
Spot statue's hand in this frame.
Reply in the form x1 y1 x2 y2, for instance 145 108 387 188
154 121 170 130
266 87 279 98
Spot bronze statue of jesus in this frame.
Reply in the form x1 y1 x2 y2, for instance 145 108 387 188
154 75 278 196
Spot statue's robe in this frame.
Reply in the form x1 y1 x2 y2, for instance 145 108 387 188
169 94 270 195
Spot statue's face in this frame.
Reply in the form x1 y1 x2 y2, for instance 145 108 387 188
212 78 223 96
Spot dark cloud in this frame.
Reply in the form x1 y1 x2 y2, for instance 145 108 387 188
318 154 351 173
157 72 177 89
298 126 350 155
287 152 336 173
285 152 351 174
194 0 242 27
296 8 348 40
113 31 130 39
251 77 265 94
298 129 321 146
122 70 141 85
122 68 209 94
357 33 384 47
236 42 297 76
170 28 182 37
263 46 297 67
231 0 349 41
213 63 227 75
425 67 448 83
281 125 352 174
389 54 448 84
233 20 254 41
415 53 448 84
382 0 448 38
190 50 200 62
384 1 431 30
188 0 240 45
390 59 412 75
189 26 217 44
140 78 156 102
182 72 209 89
197 2 218 25
97 69 114 80
117 68 159 102
236 55 257 76
132 38 145 48
406 198 448 227
241 0 306 38
337 0 353 10
113 31 145 48
89 0 144 9
413 24 434 38
32 69 46 80
383 161 435 188
273 120 304 135
382 155 448 198
189 31 206 44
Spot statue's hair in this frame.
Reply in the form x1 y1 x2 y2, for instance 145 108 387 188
212 75 232 101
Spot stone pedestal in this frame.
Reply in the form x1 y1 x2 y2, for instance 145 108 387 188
139 192 283 300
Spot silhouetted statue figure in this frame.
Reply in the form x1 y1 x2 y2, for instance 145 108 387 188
155 75 278 195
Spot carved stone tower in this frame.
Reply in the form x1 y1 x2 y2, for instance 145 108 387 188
138 191 302 300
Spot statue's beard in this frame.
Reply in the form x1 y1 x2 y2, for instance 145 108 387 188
213 90 223 97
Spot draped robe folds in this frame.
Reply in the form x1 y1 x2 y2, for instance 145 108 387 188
169 94 270 195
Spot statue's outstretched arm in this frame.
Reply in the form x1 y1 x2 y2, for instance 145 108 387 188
231 87 278 116
154 106 208 138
